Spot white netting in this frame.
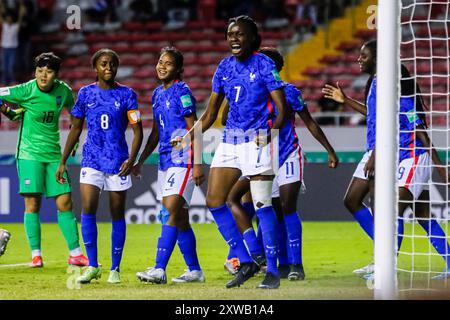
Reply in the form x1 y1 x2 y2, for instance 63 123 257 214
397 0 450 294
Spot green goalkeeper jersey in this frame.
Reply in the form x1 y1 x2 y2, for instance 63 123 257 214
0 79 74 162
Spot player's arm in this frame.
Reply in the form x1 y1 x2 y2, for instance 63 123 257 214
171 92 225 146
119 109 143 177
132 118 159 177
0 101 24 121
298 108 338 168
57 116 84 183
322 82 367 115
416 125 449 184
185 113 205 186
269 88 287 131
221 99 230 126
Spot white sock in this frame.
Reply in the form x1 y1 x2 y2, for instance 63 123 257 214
70 247 82 257
32 250 41 258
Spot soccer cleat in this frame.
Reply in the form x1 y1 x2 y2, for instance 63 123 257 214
0 229 11 256
431 268 450 280
77 266 102 284
224 258 240 275
68 254 89 267
278 264 290 279
353 262 374 274
107 270 121 284
225 262 259 288
136 267 167 284
362 272 374 281
172 269 206 283
288 264 305 281
252 254 266 268
30 256 43 268
257 272 280 289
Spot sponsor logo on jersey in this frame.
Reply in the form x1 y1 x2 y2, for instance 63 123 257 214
180 95 193 108
0 88 10 96
272 69 282 81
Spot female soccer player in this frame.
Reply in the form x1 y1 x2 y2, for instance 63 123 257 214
0 52 88 268
224 47 339 281
322 40 450 280
57 49 143 284
174 16 289 289
134 47 206 284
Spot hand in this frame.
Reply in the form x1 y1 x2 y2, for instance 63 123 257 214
56 163 67 184
255 133 271 147
364 153 375 178
118 159 134 176
328 152 339 169
322 82 345 103
131 163 142 179
192 164 205 186
170 136 187 150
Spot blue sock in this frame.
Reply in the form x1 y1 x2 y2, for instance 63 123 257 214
284 212 302 265
419 219 450 268
227 246 237 260
242 202 256 219
111 219 126 272
256 206 279 276
81 213 98 268
277 219 289 266
397 218 404 251
155 225 178 270
256 223 264 252
243 227 264 256
177 228 201 271
353 207 374 240
210 204 252 264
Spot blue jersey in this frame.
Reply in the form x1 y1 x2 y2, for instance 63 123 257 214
71 83 138 174
365 77 426 162
212 53 284 144
399 96 426 162
272 82 306 165
152 80 196 171
366 78 376 151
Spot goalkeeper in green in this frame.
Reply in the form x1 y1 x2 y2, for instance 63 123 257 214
0 52 88 268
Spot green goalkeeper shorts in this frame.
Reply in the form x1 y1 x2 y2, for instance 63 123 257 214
17 159 71 197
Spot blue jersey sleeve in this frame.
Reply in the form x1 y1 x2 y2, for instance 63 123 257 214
401 97 423 128
212 60 225 94
285 84 306 112
126 89 139 111
258 56 284 93
71 87 86 119
178 87 196 117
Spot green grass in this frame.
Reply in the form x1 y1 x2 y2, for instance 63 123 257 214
0 222 447 300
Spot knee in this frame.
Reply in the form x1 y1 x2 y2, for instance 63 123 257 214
343 194 357 213
25 201 40 213
206 194 225 209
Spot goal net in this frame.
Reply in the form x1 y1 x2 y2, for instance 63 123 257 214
397 0 450 295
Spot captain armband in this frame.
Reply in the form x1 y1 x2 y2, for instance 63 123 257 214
127 110 141 124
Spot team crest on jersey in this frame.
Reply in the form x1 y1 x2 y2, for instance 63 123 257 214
249 72 256 82
25 178 30 186
165 100 170 109
81 170 87 178
56 96 62 106
115 101 121 110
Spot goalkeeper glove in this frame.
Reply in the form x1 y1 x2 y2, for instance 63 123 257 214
1 104 25 121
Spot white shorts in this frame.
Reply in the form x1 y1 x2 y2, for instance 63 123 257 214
79 167 132 191
272 146 305 198
398 152 430 199
211 141 274 176
353 150 373 180
157 166 195 206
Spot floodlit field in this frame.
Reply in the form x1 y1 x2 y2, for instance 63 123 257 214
0 222 447 300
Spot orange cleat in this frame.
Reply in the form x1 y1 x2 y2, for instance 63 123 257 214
68 254 89 267
30 256 43 268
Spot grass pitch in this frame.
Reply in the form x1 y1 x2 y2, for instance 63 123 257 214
0 222 447 300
